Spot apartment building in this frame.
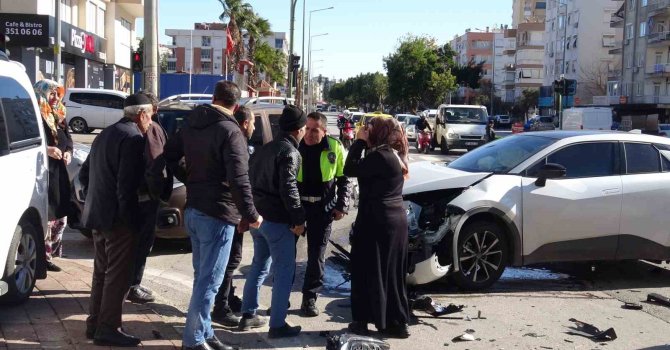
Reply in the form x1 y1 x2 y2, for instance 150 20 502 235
513 0 548 28
450 29 497 82
0 0 142 92
543 0 623 106
501 28 518 103
165 23 288 79
607 0 670 118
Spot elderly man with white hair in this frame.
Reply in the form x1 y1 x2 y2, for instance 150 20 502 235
79 93 153 347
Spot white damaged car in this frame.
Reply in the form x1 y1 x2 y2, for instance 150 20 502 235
404 131 670 290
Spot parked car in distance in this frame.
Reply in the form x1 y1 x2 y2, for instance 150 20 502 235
433 104 488 154
158 94 213 108
329 105 338 112
400 115 421 142
494 115 511 127
395 113 415 128
349 112 365 126
355 112 394 133
530 116 556 131
0 51 49 304
63 88 129 133
404 131 670 290
562 107 612 131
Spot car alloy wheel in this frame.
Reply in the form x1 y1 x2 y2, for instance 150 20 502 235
14 231 37 295
452 221 508 290
69 117 88 134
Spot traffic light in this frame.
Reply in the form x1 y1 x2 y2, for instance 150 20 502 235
291 54 300 70
553 79 565 95
565 79 577 96
132 50 143 72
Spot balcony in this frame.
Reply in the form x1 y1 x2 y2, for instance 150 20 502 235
609 40 623 55
610 14 624 28
646 63 670 76
634 95 670 104
648 31 670 46
648 0 670 17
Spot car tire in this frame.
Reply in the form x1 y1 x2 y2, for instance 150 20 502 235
440 137 449 155
452 221 508 291
69 117 89 134
0 222 40 304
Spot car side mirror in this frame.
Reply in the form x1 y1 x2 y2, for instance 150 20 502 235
535 163 566 187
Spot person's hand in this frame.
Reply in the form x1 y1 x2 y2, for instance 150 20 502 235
332 209 345 221
47 146 63 160
290 224 305 236
356 127 369 142
249 215 263 229
62 151 72 165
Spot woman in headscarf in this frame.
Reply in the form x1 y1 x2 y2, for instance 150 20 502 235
35 79 74 272
343 116 411 338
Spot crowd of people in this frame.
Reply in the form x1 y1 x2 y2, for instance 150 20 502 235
40 78 412 349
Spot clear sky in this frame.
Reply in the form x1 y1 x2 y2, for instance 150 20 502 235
139 0 513 80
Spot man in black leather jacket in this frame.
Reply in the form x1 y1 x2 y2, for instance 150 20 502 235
241 105 307 339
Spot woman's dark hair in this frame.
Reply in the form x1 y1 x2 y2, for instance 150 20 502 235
213 81 241 107
234 106 253 124
367 117 409 176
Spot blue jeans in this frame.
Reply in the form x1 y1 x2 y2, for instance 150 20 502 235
242 220 296 328
183 208 235 347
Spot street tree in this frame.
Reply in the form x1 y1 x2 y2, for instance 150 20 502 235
518 88 539 118
245 13 272 88
384 35 457 112
218 0 253 76
253 41 287 85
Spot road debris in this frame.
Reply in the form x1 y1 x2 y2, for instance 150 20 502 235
523 333 546 338
326 333 390 350
566 318 617 342
410 295 464 317
452 333 476 342
621 302 643 310
647 293 670 308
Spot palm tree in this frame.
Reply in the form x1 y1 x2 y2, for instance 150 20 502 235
218 0 252 78
245 13 272 88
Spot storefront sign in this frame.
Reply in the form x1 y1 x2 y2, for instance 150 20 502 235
0 13 49 47
70 29 95 54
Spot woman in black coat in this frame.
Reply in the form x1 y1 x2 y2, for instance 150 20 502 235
34 80 74 272
343 117 411 338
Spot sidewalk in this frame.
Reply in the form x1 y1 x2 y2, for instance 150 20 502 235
0 259 182 350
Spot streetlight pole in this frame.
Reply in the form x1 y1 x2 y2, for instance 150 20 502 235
288 0 298 98
300 0 306 108
144 0 159 95
307 37 326 112
305 7 333 108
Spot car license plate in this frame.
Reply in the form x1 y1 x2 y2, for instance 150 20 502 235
465 142 478 146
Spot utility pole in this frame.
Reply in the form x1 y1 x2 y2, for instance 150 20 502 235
287 0 298 98
300 0 305 108
54 0 61 83
143 0 159 95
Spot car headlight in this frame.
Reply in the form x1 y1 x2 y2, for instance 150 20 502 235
406 125 415 134
447 130 458 139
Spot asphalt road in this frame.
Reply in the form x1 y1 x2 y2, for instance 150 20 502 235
64 114 670 349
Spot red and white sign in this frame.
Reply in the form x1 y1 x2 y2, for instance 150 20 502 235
512 122 524 134
71 29 95 55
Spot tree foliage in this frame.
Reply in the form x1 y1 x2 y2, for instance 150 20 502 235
328 72 388 111
383 35 456 112
253 41 286 85
519 89 539 115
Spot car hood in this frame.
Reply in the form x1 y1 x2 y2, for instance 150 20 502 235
447 123 486 135
403 161 490 195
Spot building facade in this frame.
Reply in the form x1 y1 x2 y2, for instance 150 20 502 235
0 0 142 92
513 0 548 28
607 0 670 118
543 0 623 106
165 23 288 80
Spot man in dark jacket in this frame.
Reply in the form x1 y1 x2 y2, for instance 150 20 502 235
79 93 153 347
164 81 261 350
127 92 171 304
297 112 351 317
241 105 307 339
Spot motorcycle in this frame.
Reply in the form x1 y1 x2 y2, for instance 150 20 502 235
341 119 354 150
416 129 432 154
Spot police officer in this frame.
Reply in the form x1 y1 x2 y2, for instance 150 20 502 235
298 111 351 317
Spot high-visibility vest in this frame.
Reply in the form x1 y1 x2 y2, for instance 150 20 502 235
297 136 345 182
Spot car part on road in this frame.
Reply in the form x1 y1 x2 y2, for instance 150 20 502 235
622 302 643 310
452 333 477 342
566 318 617 342
410 295 464 317
326 333 390 350
647 293 670 308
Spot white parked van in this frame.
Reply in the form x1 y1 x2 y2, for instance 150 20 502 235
63 88 129 133
0 51 49 303
562 107 612 131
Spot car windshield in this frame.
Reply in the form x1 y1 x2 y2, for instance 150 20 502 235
448 135 556 173
352 114 362 123
442 107 488 125
407 117 419 125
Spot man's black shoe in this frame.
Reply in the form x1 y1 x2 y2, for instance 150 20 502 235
127 286 155 303
381 323 410 339
93 327 141 347
268 323 301 338
46 262 61 272
205 335 234 350
238 314 267 331
348 322 369 336
182 343 213 350
85 326 96 340
137 285 153 295
211 309 241 327
229 295 242 313
300 298 319 317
